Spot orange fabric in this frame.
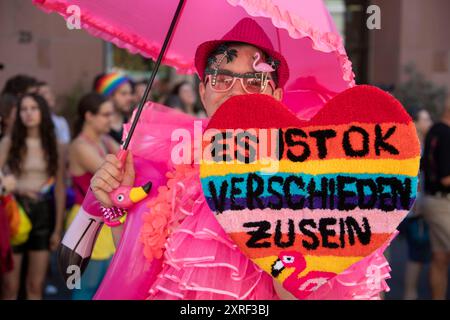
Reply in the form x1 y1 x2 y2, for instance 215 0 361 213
230 232 391 259
2 195 20 237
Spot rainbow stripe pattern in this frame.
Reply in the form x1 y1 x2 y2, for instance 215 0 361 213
95 72 130 97
199 87 420 299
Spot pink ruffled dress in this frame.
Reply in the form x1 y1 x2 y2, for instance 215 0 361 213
95 102 394 300
141 163 279 299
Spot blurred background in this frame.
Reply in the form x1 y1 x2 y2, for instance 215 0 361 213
0 0 449 300
1 0 449 119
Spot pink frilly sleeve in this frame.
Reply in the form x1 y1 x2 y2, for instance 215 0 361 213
141 164 279 300
306 232 396 300
94 103 207 300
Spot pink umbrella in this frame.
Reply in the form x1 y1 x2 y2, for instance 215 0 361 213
33 0 354 121
32 0 356 299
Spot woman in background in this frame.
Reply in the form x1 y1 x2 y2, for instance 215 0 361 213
66 92 119 299
133 80 147 107
403 107 433 299
0 93 65 299
164 81 205 117
36 81 71 146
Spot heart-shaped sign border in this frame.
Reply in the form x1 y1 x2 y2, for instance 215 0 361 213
200 85 420 299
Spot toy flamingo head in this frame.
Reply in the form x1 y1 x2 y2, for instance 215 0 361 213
271 250 307 278
110 181 152 209
252 52 275 73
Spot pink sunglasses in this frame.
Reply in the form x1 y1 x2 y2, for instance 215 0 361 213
204 70 276 94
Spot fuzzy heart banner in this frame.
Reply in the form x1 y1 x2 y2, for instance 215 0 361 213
199 85 420 299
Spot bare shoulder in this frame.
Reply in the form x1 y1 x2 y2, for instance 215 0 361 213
69 137 95 158
70 137 91 151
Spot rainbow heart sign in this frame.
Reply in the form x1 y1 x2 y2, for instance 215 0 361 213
199 85 420 299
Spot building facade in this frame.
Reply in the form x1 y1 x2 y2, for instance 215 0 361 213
1 0 448 109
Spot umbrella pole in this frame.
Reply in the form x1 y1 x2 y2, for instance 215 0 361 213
122 0 185 150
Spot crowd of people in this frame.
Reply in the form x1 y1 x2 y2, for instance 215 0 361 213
398 101 450 300
0 71 448 300
0 72 201 300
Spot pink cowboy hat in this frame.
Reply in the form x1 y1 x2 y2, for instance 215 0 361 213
195 18 290 88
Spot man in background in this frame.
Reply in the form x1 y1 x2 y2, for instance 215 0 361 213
421 97 450 300
36 81 71 145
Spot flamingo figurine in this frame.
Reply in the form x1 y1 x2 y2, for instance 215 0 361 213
271 250 337 299
252 52 275 91
252 52 275 72
101 181 153 223
58 149 153 279
109 181 152 208
58 180 152 279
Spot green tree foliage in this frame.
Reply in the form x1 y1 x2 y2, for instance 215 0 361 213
394 63 447 119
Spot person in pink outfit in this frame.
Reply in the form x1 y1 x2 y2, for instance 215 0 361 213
92 18 286 300
84 18 392 300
